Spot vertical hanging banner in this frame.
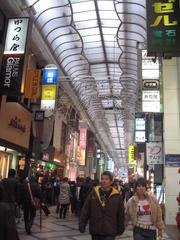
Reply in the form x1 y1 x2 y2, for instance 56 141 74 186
146 0 180 56
24 69 41 99
79 128 87 150
0 18 30 95
40 64 58 117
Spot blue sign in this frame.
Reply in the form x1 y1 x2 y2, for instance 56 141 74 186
165 154 180 167
42 68 58 84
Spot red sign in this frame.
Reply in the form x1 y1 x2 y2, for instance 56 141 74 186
79 128 87 150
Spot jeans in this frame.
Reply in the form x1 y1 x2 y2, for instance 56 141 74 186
133 227 156 240
92 235 115 240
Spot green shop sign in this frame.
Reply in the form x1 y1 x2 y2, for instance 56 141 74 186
45 163 56 169
147 0 180 56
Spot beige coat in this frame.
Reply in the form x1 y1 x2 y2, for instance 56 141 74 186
125 193 164 231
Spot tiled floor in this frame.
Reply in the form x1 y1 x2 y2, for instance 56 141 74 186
17 208 176 240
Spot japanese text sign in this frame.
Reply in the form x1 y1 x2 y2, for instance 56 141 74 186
4 18 29 55
146 142 163 164
0 18 30 95
147 0 180 56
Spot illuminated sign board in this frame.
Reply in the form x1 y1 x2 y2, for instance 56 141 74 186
42 67 58 84
135 131 146 143
4 18 29 54
0 18 30 95
147 0 180 56
136 118 146 131
42 85 56 100
128 145 136 165
143 80 160 90
40 100 56 117
142 90 160 101
40 64 58 117
143 101 161 112
79 128 87 150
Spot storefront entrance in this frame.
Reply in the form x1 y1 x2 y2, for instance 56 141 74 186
0 151 13 178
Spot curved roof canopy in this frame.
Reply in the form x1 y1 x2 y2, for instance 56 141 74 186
22 0 146 167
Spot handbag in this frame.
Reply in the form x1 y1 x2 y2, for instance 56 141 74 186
27 182 40 208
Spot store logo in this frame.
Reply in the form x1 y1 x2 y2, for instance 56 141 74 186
4 57 21 88
9 117 26 133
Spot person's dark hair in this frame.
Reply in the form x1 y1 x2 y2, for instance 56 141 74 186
102 171 113 181
85 177 91 183
8 169 16 178
30 175 37 183
135 178 147 190
63 177 69 182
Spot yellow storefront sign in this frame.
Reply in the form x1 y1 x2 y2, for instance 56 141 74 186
24 69 41 99
42 85 56 100
128 145 136 165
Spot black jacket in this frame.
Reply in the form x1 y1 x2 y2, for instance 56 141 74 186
1 178 20 204
79 186 125 236
79 182 92 207
20 181 42 206
0 202 19 240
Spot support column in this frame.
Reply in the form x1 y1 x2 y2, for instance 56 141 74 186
163 58 180 225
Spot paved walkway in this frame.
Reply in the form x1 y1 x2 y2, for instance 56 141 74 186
17 208 177 240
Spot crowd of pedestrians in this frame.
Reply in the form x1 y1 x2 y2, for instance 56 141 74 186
0 169 164 240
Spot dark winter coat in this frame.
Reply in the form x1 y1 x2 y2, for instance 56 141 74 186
79 181 92 208
1 178 20 204
20 181 42 207
0 202 19 240
79 186 125 236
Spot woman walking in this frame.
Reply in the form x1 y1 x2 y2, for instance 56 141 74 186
59 177 71 219
125 177 164 240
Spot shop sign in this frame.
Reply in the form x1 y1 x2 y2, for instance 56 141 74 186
42 85 56 100
79 128 87 150
165 154 180 167
40 64 58 117
42 65 58 84
142 50 160 69
34 110 44 121
135 118 146 131
4 18 29 54
146 142 163 164
24 69 41 99
19 158 25 170
143 80 160 90
0 102 31 149
142 101 161 113
128 145 136 165
45 162 56 169
135 131 146 143
78 147 86 166
146 0 180 56
142 69 160 79
0 18 30 95
42 153 49 162
40 100 56 118
143 90 160 101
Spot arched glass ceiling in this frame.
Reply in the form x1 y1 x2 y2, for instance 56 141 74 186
23 0 146 167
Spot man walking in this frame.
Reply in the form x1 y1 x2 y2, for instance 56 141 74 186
1 169 20 216
79 171 125 240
